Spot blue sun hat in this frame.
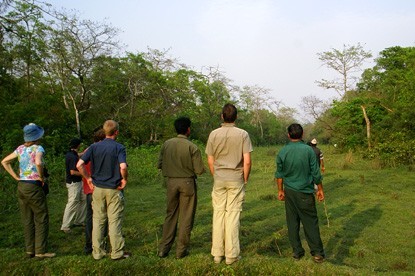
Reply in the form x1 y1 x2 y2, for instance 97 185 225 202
23 123 45 142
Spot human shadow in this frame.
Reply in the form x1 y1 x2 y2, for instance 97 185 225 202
325 203 382 265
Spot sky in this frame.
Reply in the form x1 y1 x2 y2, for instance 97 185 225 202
48 0 415 120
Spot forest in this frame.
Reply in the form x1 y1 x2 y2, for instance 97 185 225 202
1 0 415 167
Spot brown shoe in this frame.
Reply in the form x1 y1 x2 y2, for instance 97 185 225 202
158 252 168 258
313 255 324 263
225 256 241 265
61 228 71 234
214 256 224 264
176 250 189 259
35 252 56 258
112 252 132 260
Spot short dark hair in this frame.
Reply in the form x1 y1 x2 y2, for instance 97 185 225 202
69 138 82 149
287 123 303 139
174 117 191 135
222 103 237 123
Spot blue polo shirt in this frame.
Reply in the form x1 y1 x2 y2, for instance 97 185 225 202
275 140 322 194
81 138 127 189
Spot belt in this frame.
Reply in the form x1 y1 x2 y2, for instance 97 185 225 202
20 180 43 187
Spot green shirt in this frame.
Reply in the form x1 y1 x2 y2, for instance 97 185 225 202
158 134 205 178
275 141 322 193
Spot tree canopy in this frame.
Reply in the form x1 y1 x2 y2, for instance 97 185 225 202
1 0 289 155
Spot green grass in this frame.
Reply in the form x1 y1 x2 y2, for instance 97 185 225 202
0 146 414 275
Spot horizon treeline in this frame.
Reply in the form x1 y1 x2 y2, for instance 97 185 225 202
1 0 415 167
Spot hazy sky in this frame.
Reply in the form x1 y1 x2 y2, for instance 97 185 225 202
48 0 415 119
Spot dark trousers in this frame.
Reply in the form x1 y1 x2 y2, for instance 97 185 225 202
17 182 49 254
284 188 325 257
84 193 93 253
159 177 197 257
85 193 108 253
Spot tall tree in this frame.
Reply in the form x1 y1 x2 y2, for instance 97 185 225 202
316 43 372 98
1 0 51 90
237 85 280 140
316 43 373 148
46 11 120 137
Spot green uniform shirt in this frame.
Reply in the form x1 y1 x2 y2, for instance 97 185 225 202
158 134 205 178
275 141 322 193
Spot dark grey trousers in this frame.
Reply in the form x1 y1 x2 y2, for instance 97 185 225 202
17 182 49 254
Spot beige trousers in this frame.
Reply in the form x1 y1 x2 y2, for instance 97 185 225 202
92 186 125 260
211 179 245 258
61 181 86 229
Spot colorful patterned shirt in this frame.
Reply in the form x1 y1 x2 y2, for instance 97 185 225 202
14 144 45 180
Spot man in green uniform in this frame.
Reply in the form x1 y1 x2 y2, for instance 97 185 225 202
275 123 325 263
158 117 205 259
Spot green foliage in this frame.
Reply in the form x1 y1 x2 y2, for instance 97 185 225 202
329 99 366 149
365 132 415 167
3 2 415 167
0 1 292 155
322 46 415 165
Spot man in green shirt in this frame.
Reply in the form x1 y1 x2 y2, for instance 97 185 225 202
158 117 205 259
275 123 325 263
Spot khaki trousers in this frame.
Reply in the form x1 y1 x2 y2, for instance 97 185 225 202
92 186 125 260
211 179 245 258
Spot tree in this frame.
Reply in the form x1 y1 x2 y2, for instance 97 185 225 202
1 0 51 90
237 85 280 141
300 95 333 128
316 43 373 148
316 43 372 98
46 11 120 137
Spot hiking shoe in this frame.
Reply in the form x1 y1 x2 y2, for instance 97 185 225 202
225 256 241 265
213 256 224 264
176 250 189 259
292 252 304 261
313 255 324 263
112 252 132 260
35 252 56 258
61 228 71 234
158 252 168 258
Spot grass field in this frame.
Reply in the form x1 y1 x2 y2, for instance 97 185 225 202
0 145 414 275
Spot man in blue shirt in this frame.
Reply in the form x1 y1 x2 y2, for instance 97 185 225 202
275 123 325 263
77 120 130 260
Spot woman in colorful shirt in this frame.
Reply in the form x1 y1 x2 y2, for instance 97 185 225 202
1 123 55 259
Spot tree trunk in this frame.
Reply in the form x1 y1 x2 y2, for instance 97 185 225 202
75 108 81 138
361 105 371 149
